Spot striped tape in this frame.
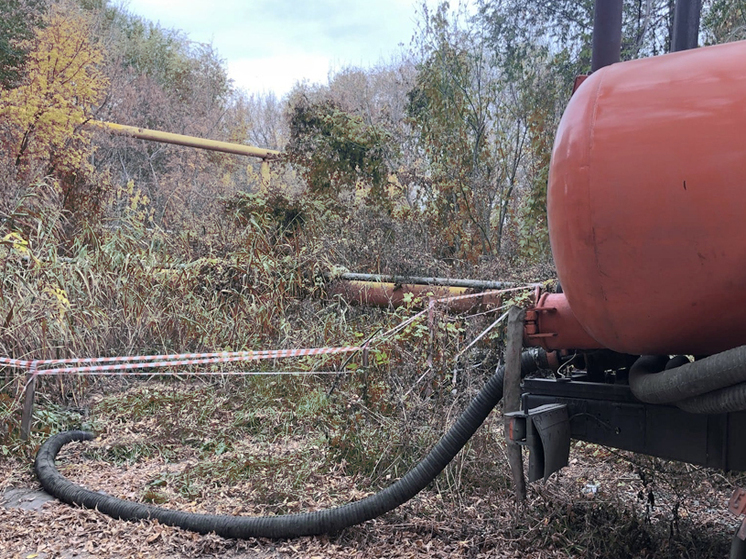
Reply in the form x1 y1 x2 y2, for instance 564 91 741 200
0 284 535 378
1 346 362 376
0 346 361 368
43 371 346 377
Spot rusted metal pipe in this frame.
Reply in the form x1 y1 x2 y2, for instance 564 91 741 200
328 280 502 313
524 292 604 351
331 272 516 290
90 121 280 160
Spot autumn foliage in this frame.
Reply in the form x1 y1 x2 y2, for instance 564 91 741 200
1 0 741 368
1 5 744 556
0 2 108 216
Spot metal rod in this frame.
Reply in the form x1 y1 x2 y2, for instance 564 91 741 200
591 0 623 72
672 0 701 52
504 306 527 502
333 272 515 290
90 121 280 160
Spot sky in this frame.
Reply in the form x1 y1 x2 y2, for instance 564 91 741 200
124 0 427 98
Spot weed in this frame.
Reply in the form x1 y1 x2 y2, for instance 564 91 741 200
1 153 728 558
85 441 175 466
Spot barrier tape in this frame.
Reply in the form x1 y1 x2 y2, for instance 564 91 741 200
371 286 525 344
1 346 362 377
0 346 362 369
428 284 535 304
1 284 535 379
42 371 346 377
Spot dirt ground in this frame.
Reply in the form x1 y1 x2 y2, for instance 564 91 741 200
2 377 744 559
2 427 743 559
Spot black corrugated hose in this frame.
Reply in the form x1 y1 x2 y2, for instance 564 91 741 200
629 346 746 414
35 352 547 539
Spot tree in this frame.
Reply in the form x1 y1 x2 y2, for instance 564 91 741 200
405 3 494 259
482 0 684 71
401 1 581 262
0 1 109 217
286 95 397 211
0 0 46 90
407 1 549 260
296 60 419 210
702 0 746 44
73 0 237 228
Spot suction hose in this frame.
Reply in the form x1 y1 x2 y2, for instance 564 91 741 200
629 346 746 413
36 352 547 539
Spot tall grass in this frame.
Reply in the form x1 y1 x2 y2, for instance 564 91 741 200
0 176 518 502
0 183 355 440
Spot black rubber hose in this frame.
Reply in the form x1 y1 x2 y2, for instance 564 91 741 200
677 382 746 414
665 355 690 370
36 356 535 539
629 347 746 405
629 347 746 414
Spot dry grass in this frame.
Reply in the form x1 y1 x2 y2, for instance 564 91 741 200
0 181 741 559
0 376 740 559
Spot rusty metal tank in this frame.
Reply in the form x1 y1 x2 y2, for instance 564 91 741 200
548 40 746 356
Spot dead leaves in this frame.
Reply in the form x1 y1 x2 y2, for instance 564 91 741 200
1 382 739 558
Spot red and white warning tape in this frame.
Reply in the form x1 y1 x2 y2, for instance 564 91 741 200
0 346 362 377
0 346 362 369
0 284 535 379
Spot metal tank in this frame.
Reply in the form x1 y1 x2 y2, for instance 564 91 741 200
548 39 746 356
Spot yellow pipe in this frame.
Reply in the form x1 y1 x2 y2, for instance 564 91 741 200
90 120 281 160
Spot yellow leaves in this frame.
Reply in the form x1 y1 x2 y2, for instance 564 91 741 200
0 2 109 176
128 188 150 213
114 180 153 224
2 232 30 256
45 285 71 322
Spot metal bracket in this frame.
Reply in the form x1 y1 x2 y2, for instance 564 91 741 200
506 403 571 483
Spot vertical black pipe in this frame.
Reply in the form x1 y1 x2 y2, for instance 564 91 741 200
672 0 701 51
591 0 623 72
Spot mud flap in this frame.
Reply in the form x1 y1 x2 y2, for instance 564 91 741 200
505 403 571 482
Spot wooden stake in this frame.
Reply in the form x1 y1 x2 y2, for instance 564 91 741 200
21 366 38 441
503 306 527 502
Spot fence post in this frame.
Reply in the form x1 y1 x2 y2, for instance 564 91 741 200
504 307 527 501
20 363 38 441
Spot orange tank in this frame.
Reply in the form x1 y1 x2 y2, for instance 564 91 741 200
548 40 746 356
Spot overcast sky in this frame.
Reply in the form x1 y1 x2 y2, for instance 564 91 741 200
124 0 429 97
